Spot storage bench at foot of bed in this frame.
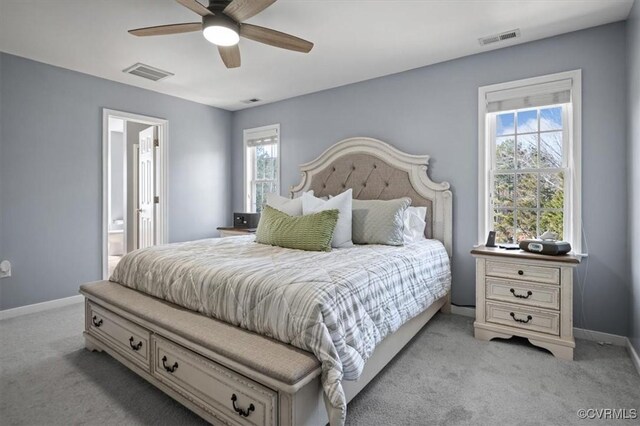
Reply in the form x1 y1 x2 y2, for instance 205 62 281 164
81 280 449 426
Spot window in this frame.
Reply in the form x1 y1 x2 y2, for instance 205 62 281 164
244 124 280 213
478 71 582 252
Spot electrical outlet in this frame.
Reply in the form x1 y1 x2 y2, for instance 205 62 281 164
0 260 11 278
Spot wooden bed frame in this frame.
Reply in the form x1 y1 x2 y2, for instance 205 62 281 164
82 137 453 425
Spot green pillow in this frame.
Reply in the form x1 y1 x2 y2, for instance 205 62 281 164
255 205 339 252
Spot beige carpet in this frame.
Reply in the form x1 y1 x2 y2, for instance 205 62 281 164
1 304 638 425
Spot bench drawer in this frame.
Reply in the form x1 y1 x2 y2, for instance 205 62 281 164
486 278 560 310
485 301 560 336
87 302 151 370
486 260 559 285
152 336 277 426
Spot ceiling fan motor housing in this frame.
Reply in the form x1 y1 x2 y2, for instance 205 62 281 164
208 0 233 11
204 12 238 30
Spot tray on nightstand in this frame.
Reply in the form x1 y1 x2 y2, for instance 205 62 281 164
217 227 257 238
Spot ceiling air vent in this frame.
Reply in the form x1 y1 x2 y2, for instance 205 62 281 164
478 29 521 46
242 98 262 104
123 63 174 81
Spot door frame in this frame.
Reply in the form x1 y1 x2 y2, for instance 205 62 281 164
132 142 139 252
102 108 169 279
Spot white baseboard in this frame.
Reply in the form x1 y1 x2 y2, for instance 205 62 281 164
573 327 628 346
451 305 476 318
450 305 628 347
628 339 640 376
0 295 84 320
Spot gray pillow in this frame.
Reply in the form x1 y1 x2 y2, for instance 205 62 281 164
352 198 412 245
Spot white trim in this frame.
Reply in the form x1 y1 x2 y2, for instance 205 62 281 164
477 70 582 253
122 125 128 254
628 339 640 376
568 70 582 254
243 123 280 213
573 327 628 347
132 143 139 251
451 305 476 318
102 109 169 279
0 295 83 320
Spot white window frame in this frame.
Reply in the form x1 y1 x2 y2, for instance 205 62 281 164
477 70 582 253
243 124 280 213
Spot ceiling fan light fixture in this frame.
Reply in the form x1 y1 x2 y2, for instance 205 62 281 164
202 14 240 46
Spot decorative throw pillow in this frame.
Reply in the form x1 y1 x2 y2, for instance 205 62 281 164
403 206 427 243
255 205 339 252
352 197 412 245
265 191 313 216
302 189 353 248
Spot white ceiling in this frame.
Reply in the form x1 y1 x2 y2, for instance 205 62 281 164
0 0 634 111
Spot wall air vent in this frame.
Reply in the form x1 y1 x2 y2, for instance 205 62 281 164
478 29 521 46
123 63 174 81
242 98 262 104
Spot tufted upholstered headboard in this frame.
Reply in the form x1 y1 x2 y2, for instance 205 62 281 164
290 137 453 256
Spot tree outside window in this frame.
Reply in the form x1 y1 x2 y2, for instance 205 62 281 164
491 106 565 243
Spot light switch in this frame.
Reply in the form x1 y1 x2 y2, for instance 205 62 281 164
0 260 11 278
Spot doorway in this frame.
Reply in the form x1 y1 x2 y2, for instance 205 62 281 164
102 109 168 279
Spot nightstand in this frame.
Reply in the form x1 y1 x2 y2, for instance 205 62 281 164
217 227 256 238
471 245 581 360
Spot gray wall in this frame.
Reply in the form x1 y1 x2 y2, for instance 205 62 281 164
0 52 232 310
627 2 640 353
0 22 635 338
231 23 630 336
0 56 3 263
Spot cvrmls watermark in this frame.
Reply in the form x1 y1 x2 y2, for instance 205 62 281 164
577 408 637 420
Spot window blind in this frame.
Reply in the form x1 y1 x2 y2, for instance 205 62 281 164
246 127 279 147
485 78 572 113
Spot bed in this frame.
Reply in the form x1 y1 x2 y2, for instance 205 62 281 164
80 136 453 426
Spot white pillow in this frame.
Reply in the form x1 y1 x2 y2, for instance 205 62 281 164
403 206 427 243
265 191 313 216
302 189 353 248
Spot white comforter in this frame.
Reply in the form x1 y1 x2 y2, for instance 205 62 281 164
110 236 450 424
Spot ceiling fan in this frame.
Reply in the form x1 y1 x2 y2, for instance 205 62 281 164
128 0 314 69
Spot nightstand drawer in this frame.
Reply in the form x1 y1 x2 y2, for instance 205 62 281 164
486 278 560 310
485 301 560 336
486 260 559 285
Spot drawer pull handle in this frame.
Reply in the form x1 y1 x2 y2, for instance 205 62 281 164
128 336 143 351
510 312 533 323
517 270 524 276
510 288 533 299
161 356 178 373
231 393 255 417
92 316 103 327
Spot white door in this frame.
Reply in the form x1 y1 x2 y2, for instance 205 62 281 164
138 126 156 249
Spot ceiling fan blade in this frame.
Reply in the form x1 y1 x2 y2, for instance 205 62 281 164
218 45 241 68
175 0 213 16
129 22 203 37
240 24 313 53
223 0 276 22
